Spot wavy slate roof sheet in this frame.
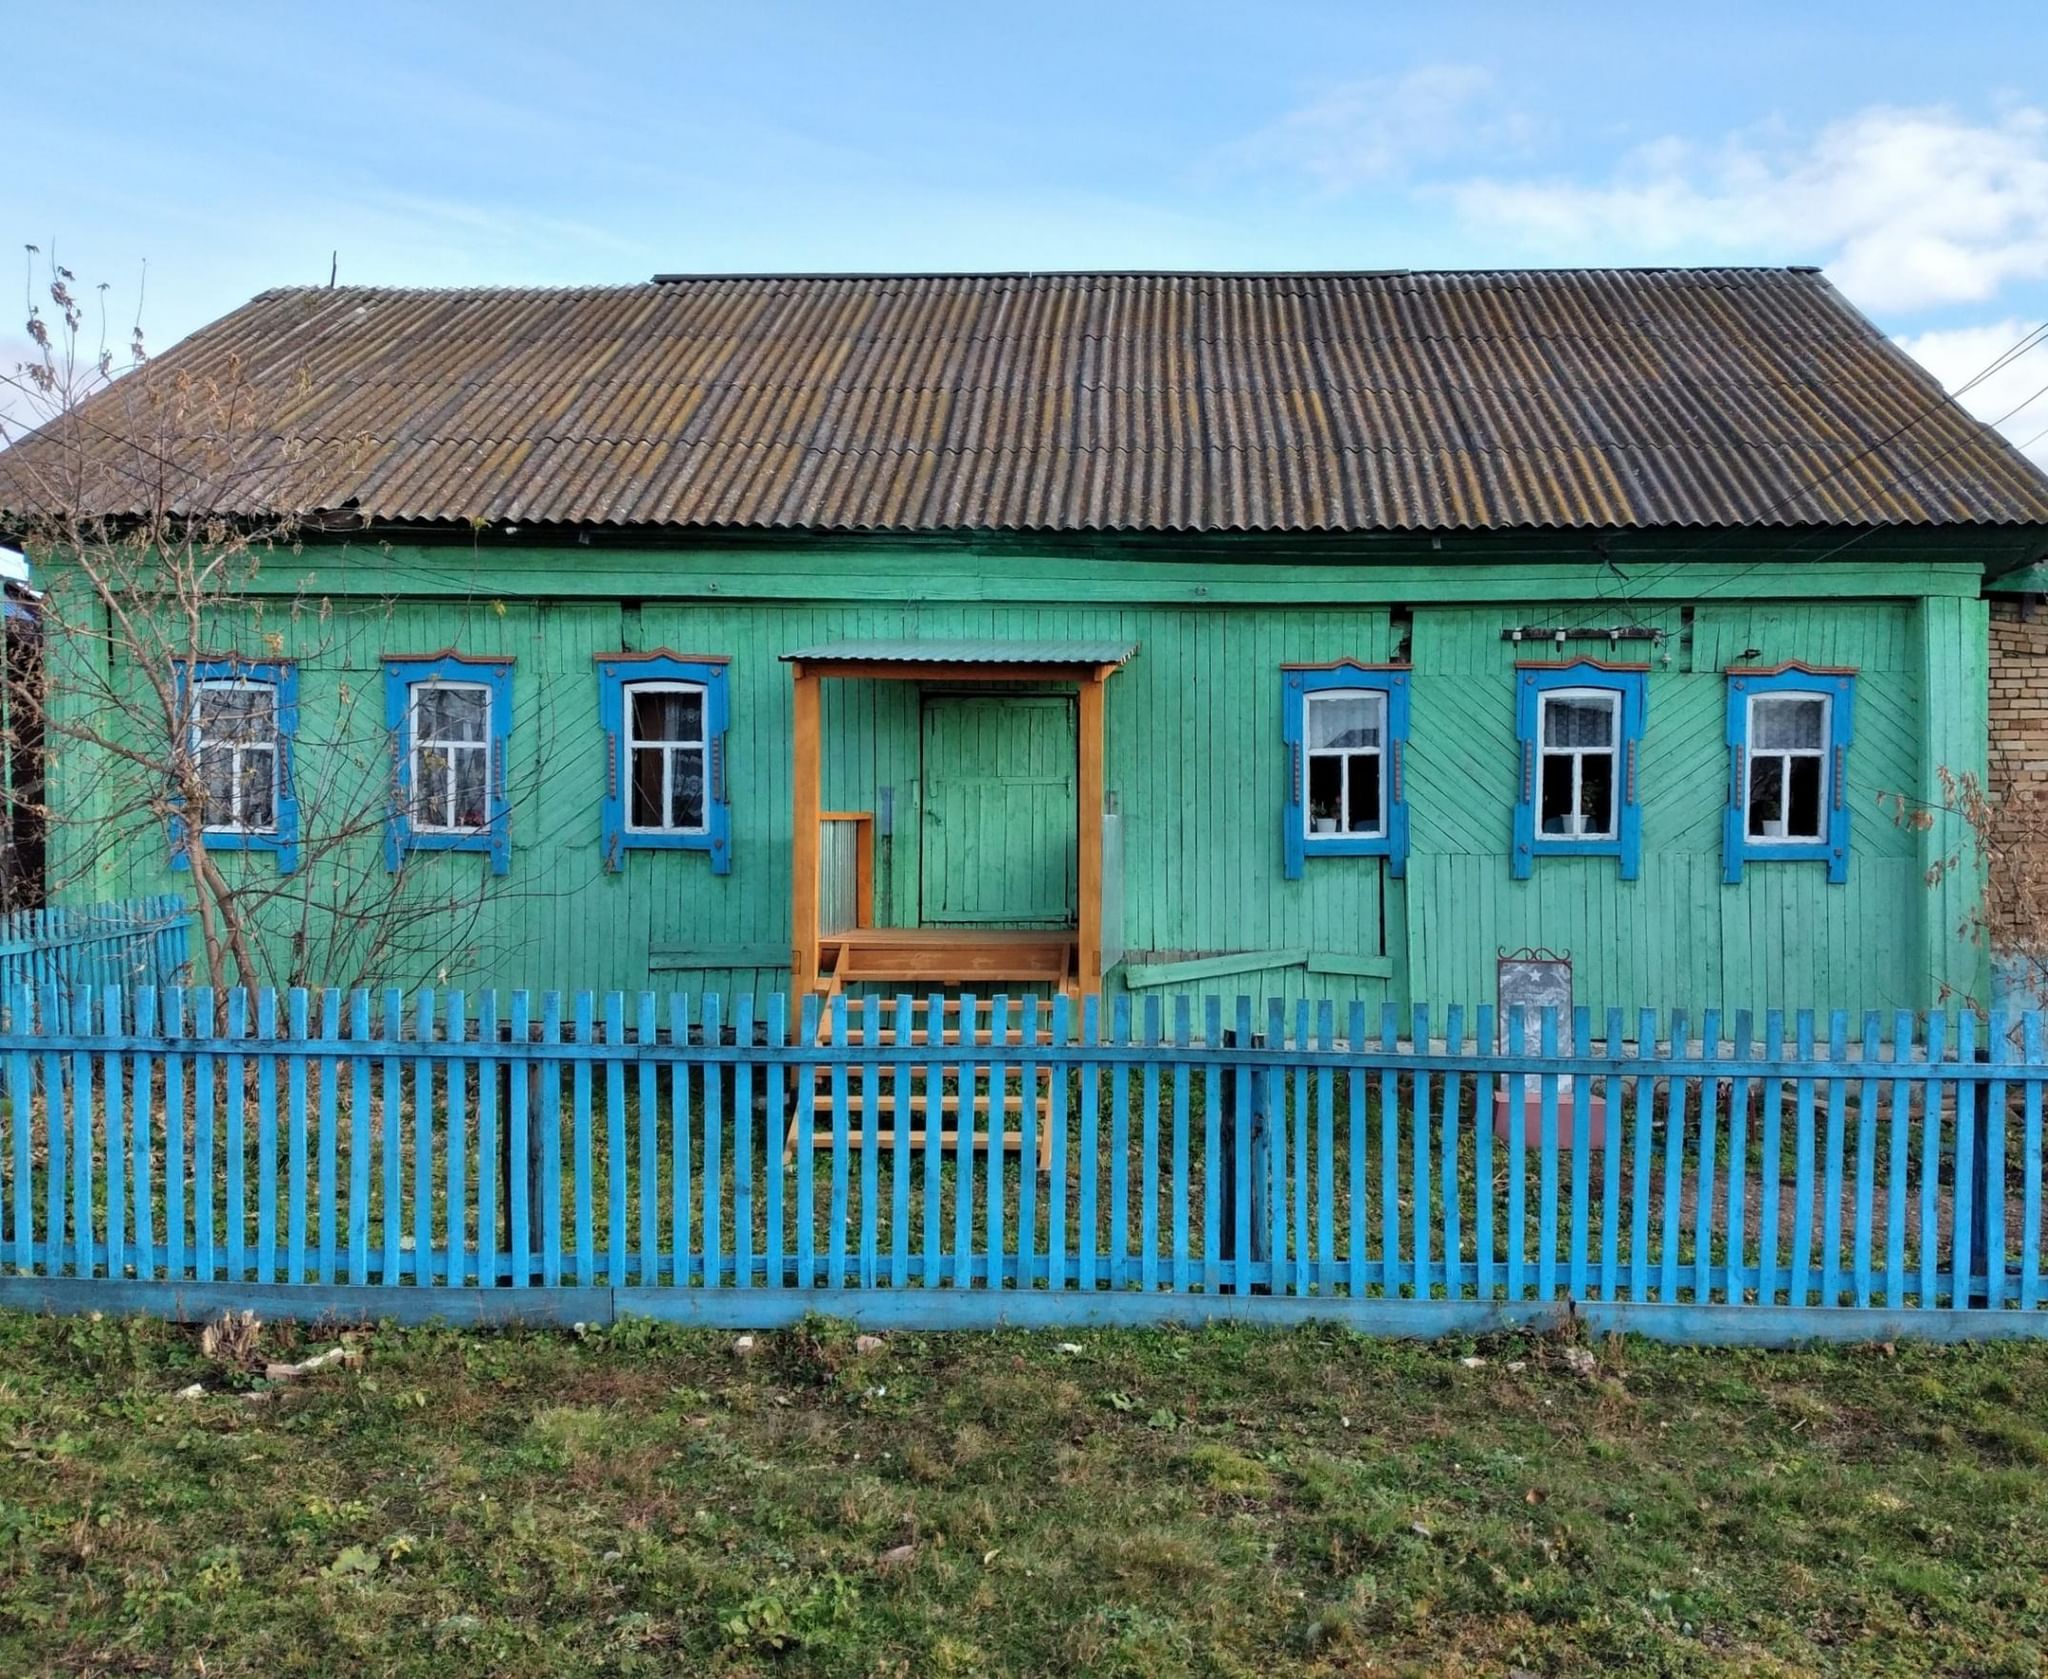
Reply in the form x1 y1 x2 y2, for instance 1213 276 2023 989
6 268 2047 534
781 638 1138 667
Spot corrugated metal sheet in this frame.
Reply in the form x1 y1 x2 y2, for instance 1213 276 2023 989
782 638 1137 666
6 268 2047 534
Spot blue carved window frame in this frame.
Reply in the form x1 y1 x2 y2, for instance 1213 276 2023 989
382 651 514 876
169 657 301 873
1512 660 1648 880
1282 662 1410 880
1724 663 1855 885
595 651 732 874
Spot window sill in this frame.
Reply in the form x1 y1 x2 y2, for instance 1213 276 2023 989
1729 839 1846 881
1524 837 1624 857
172 830 300 873
386 824 511 875
1295 831 1405 878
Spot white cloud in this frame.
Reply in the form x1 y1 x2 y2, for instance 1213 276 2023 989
1446 105 2048 313
1893 318 2048 471
1226 65 1523 193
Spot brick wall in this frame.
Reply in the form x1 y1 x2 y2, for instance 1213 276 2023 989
1989 596 2048 945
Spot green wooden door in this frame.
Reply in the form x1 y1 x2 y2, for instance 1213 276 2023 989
920 696 1078 926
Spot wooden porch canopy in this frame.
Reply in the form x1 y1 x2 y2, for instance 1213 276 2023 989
781 639 1136 995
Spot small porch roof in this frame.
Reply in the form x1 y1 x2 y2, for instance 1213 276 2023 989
782 637 1137 683
780 637 1136 673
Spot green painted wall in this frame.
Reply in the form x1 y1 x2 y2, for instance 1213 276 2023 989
1405 600 1957 1014
37 531 1997 1012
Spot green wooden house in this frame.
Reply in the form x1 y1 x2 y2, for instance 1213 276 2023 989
8 268 2048 1014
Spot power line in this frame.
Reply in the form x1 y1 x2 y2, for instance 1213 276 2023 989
1599 319 2048 611
1786 373 2048 571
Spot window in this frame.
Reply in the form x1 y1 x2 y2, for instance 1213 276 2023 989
170 659 299 872
409 682 492 832
1538 689 1619 839
1305 690 1385 837
1281 663 1409 879
1512 662 1647 879
1724 666 1855 884
596 652 732 872
626 683 708 834
193 680 280 833
382 653 514 875
1746 694 1829 840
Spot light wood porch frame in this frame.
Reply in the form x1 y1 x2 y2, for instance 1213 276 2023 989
787 650 1128 995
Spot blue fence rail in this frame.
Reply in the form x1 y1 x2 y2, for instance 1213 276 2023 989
0 988 2043 1344
0 896 191 1029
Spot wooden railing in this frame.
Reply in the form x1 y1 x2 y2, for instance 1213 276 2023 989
817 812 875 936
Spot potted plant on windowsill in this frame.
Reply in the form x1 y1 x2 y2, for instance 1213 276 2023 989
1310 799 1340 835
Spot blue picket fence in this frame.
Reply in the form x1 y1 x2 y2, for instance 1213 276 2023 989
0 896 191 1028
1 988 2044 1344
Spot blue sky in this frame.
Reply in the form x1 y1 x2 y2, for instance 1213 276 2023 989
5 0 2047 464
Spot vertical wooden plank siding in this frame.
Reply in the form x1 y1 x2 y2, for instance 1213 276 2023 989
1077 673 1106 992
790 670 822 993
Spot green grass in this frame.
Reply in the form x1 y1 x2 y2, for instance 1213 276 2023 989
3 1313 2048 1676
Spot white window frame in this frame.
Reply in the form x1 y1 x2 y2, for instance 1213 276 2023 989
1302 686 1387 839
1745 690 1832 843
1537 687 1620 841
408 679 493 834
189 677 280 835
623 679 710 837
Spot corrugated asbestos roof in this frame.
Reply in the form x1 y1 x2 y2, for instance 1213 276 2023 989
5 268 2047 535
781 638 1137 666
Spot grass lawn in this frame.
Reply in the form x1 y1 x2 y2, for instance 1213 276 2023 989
2 1312 2047 1676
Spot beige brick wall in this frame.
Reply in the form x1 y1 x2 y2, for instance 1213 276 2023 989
1989 597 2048 944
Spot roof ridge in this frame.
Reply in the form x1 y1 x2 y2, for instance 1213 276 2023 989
251 264 1829 303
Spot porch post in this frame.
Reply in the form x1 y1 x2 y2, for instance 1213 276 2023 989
791 666 822 994
1077 670 1107 993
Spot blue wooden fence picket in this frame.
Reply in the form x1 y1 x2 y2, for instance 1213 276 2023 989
0 987 2044 1343
0 896 191 1029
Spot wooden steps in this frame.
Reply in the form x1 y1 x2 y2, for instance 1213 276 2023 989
818 927 1078 989
784 969 1070 1165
